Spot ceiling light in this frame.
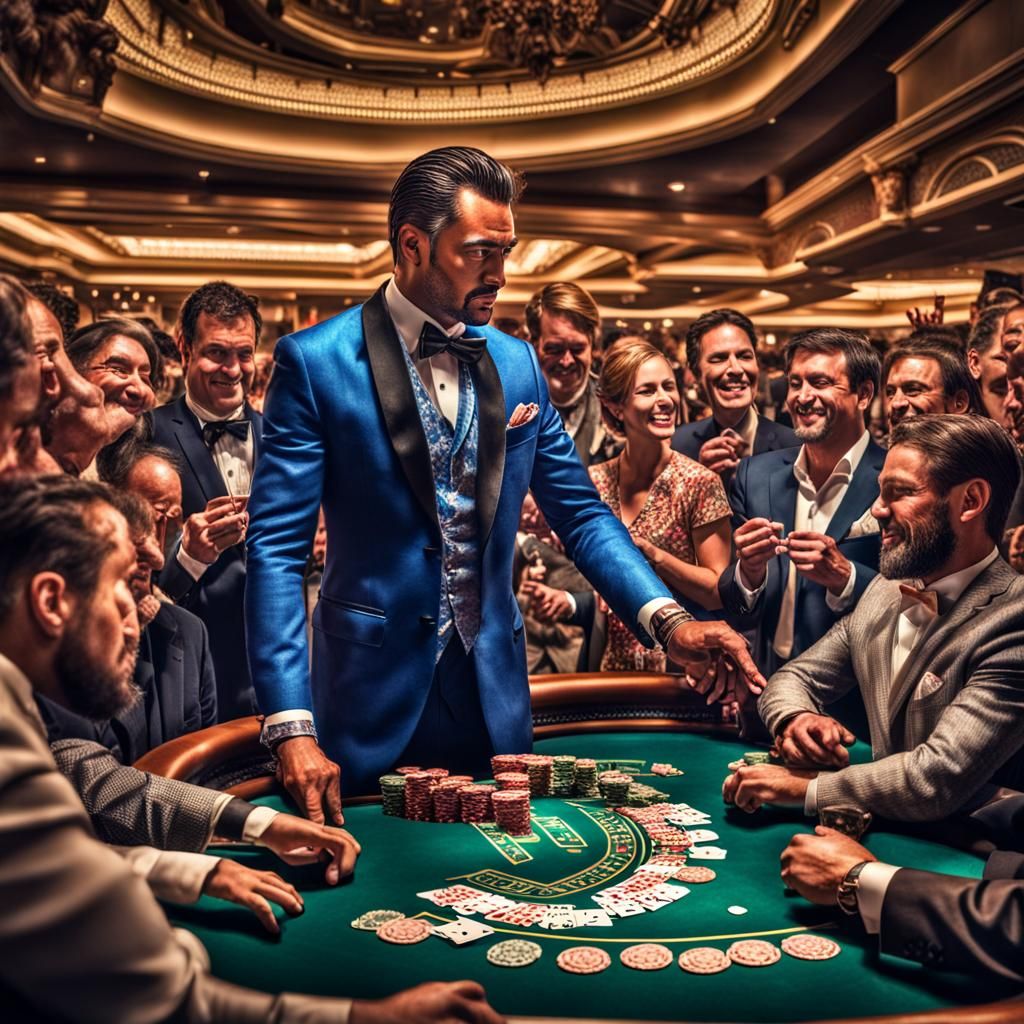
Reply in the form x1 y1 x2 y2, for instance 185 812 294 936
90 289 99 298
34 155 46 164
112 291 120 300
120 301 130 310
821 265 843 275
86 133 95 142
758 289 771 297
921 225 942 234
975 223 992 231
226 225 240 235
885 272 893 279
131 291 140 301
662 318 674 327
768 117 777 125
643 321 653 331
147 295 156 303
667 181 686 193
691 285 702 294
765 333 777 346
198 169 210 179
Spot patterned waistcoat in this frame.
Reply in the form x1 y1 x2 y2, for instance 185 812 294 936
404 350 481 661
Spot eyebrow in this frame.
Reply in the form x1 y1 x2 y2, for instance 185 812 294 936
463 237 519 250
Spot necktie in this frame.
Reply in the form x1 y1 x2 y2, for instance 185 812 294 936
202 419 250 448
417 322 487 365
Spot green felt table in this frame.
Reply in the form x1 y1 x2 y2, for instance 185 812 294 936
161 727 1013 1024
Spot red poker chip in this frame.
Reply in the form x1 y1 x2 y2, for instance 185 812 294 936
678 947 731 975
403 772 436 822
556 946 611 975
620 943 673 971
376 917 434 945
781 934 841 961
727 940 781 967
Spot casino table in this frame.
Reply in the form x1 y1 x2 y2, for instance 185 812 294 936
139 673 1021 1024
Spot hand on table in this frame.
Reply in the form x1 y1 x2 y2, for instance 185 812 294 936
722 763 816 813
350 981 505 1024
780 531 851 593
779 712 855 769
698 433 746 476
520 580 572 622
734 518 785 590
275 736 344 826
668 619 766 704
781 826 877 905
202 859 303 935
181 496 248 564
260 812 361 886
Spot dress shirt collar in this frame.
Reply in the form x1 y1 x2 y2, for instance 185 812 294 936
185 392 245 428
793 429 870 493
906 547 998 607
716 406 758 450
385 277 466 358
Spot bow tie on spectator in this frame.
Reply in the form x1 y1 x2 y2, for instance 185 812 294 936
202 418 250 448
898 583 939 618
417 322 487 365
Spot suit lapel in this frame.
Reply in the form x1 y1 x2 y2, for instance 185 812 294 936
248 404 264 462
753 416 783 455
769 453 799 536
826 441 884 543
887 560 1016 722
149 611 185 742
693 418 719 446
471 340 505 550
169 397 228 503
362 285 439 533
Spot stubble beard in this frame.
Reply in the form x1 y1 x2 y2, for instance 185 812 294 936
55 618 141 721
879 500 958 580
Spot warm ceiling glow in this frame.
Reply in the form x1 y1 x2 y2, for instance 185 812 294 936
110 236 392 264
34 156 46 164
921 225 942 234
667 182 686 193
198 170 211 179
90 289 99 298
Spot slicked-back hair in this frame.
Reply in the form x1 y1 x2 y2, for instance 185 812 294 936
0 273 33 402
0 475 120 621
888 414 1021 540
784 327 880 397
25 281 80 342
177 281 262 356
524 282 601 347
684 308 758 377
968 305 1010 357
66 318 163 388
882 334 984 415
388 146 525 264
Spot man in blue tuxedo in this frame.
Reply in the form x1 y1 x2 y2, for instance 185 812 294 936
718 329 883 687
671 308 796 475
151 282 260 720
246 147 764 818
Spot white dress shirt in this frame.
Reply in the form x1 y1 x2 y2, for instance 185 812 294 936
176 394 255 581
737 430 870 657
723 406 759 454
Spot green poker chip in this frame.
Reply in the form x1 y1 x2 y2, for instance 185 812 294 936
351 909 406 931
486 939 543 968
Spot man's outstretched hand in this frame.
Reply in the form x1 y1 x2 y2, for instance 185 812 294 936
260 813 361 886
275 736 344 826
668 620 766 704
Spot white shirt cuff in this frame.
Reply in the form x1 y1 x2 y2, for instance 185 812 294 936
857 861 901 935
564 591 577 616
263 709 315 726
803 776 819 816
176 544 212 581
638 597 675 638
244 805 280 843
115 845 221 905
825 564 857 612
736 563 766 607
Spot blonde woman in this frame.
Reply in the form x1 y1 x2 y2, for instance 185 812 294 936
592 339 732 671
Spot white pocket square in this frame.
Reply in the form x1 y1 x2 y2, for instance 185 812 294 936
913 671 945 700
845 507 880 539
507 403 539 429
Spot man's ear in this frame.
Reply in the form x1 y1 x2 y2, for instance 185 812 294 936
27 572 74 639
397 224 427 268
174 330 189 369
950 389 971 414
856 381 875 410
958 478 991 526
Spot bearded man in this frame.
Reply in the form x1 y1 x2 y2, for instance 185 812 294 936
724 414 1024 825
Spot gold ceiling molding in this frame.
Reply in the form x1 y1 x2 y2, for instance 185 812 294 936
109 0 775 122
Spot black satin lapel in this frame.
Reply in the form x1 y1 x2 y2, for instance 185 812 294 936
362 286 439 533
248 405 264 462
174 401 228 503
471 347 505 550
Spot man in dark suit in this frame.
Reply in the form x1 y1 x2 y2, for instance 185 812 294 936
671 308 796 475
718 328 884 683
781 824 1024 982
151 281 262 719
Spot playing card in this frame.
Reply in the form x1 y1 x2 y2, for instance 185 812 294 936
687 829 719 843
634 891 672 911
433 917 495 945
651 883 689 902
687 845 727 860
539 906 576 930
573 908 613 927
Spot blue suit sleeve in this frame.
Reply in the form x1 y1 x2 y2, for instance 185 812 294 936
525 356 673 644
245 336 325 715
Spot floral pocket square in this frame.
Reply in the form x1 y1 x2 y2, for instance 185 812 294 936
913 671 945 700
507 403 539 429
845 507 881 540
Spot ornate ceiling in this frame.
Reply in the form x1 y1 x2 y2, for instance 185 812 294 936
0 0 1022 335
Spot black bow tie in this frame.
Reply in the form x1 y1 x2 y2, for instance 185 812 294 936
202 419 250 448
417 322 487 365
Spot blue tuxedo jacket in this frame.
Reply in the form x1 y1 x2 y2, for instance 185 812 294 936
37 602 217 763
671 414 797 463
151 396 263 720
718 441 884 677
245 285 671 793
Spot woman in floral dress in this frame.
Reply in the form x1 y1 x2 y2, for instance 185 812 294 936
591 339 732 672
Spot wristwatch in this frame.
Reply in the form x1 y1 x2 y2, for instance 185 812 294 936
836 860 870 915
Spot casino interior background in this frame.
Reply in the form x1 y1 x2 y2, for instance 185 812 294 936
1 0 1023 348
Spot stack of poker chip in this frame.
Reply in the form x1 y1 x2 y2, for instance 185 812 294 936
490 754 525 777
432 776 473 823
521 754 554 796
551 755 577 796
598 770 631 807
403 772 436 821
573 758 600 797
495 771 530 791
743 751 771 766
424 767 451 782
379 774 407 817
627 782 670 807
491 789 532 836
395 765 421 775
458 784 495 823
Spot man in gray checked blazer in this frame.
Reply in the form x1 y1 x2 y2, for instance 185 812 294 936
724 414 1024 824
